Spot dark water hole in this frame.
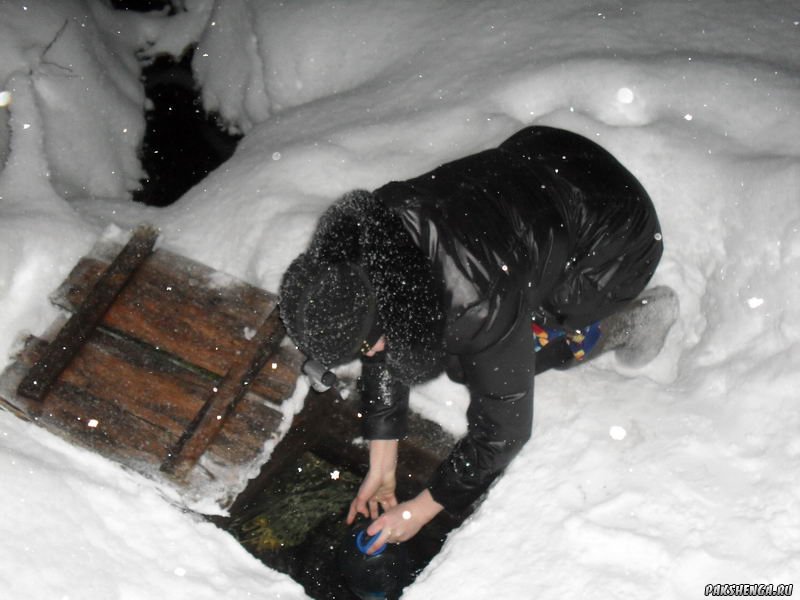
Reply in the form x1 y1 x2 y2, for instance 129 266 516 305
210 390 464 600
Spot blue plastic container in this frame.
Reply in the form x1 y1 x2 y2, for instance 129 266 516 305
338 522 408 600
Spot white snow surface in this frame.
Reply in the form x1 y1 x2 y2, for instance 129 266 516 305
1 1 798 598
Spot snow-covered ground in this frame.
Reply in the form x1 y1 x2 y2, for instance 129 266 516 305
1 1 798 598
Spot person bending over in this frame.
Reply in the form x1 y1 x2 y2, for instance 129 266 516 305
279 126 663 552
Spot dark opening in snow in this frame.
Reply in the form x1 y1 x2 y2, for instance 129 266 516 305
133 50 242 206
109 0 176 14
211 389 465 600
110 1 241 206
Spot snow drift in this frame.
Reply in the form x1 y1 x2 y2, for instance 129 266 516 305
0 1 797 598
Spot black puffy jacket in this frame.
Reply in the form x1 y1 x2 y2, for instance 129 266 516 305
358 126 662 512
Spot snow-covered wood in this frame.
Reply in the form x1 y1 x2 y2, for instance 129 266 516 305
0 226 303 499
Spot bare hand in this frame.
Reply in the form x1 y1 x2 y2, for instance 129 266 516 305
363 489 444 554
347 439 399 524
347 467 398 523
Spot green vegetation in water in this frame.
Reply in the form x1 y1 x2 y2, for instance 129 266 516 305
232 452 361 553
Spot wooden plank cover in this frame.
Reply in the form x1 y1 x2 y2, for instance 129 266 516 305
17 225 158 402
3 332 285 470
160 309 287 479
53 248 279 385
0 226 305 494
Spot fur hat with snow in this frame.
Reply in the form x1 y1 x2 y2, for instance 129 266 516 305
279 191 447 383
279 256 380 368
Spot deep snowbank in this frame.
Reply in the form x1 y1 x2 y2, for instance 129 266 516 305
0 1 798 599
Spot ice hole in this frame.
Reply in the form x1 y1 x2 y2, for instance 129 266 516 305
210 389 466 600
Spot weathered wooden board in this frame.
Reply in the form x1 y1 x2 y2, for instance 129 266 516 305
160 306 287 479
53 245 300 404
55 250 275 379
0 225 305 505
18 225 159 401
4 329 286 470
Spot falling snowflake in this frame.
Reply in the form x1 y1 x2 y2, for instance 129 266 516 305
747 297 764 309
616 87 634 104
609 425 627 440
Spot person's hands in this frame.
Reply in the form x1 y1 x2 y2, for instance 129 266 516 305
363 489 444 553
347 465 397 522
347 439 399 523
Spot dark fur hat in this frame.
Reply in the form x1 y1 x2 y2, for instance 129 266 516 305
279 190 447 383
279 257 378 367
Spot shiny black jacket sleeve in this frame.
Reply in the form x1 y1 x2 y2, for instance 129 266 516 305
428 309 536 513
358 353 410 440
